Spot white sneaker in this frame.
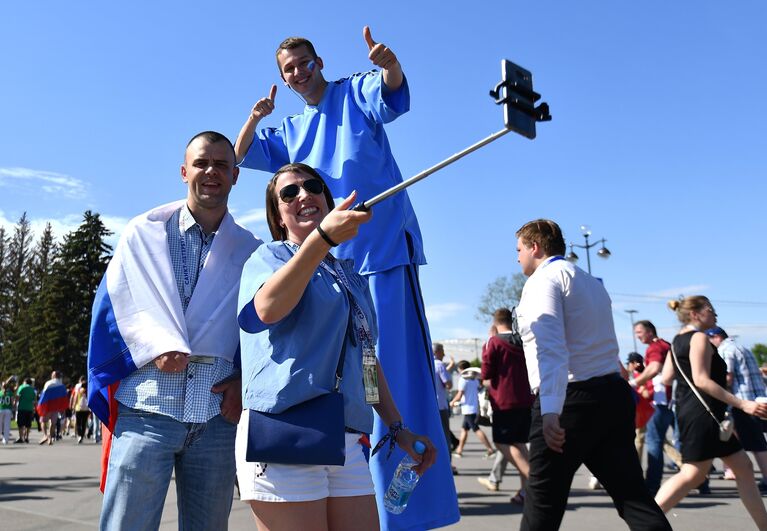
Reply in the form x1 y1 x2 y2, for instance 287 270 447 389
588 476 602 490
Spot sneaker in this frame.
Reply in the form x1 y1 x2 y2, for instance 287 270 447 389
452 452 463 459
511 489 526 505
39 437 49 445
485 449 497 459
452 466 459 476
588 476 602 490
477 477 500 492
77 437 83 444
13 438 24 444
697 479 711 495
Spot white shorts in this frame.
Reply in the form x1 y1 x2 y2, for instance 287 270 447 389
235 410 375 502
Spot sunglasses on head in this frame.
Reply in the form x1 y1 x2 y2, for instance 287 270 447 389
278 178 325 203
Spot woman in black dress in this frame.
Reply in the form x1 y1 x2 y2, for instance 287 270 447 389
655 296 767 528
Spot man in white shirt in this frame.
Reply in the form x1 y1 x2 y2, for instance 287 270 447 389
514 219 669 531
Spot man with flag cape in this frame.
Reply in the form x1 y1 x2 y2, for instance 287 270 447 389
37 371 68 445
87 131 260 530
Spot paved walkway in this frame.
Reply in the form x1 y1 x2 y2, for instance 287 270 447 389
0 417 762 530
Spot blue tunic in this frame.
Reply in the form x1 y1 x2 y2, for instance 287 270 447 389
240 71 425 275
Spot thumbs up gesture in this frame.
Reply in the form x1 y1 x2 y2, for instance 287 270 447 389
250 84 277 121
363 26 399 71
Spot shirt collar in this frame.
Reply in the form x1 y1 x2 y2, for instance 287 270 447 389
179 203 217 240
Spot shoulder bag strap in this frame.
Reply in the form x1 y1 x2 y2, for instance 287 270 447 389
670 342 725 428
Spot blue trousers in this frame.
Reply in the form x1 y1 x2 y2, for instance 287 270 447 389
644 404 676 494
368 264 460 530
100 404 236 531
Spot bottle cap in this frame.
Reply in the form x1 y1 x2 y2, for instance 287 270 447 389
413 441 427 455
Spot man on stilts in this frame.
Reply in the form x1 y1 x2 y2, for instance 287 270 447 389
235 26 460 530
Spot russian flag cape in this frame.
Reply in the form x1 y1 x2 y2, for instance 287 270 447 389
36 382 69 417
87 200 260 489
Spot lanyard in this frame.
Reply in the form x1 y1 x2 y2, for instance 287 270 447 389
282 242 376 353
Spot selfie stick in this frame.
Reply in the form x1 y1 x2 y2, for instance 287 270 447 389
354 59 551 212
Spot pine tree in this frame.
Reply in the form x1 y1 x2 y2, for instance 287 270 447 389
0 226 11 374
31 212 112 381
5 223 58 379
2 214 35 378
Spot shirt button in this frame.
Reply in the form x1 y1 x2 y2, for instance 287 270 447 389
187 373 193 379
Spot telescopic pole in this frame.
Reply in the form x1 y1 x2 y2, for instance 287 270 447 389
355 127 512 211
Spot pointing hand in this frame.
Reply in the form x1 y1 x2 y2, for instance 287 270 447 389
250 84 277 121
363 26 398 70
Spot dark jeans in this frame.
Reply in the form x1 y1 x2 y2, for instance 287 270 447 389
521 375 670 531
645 404 675 494
75 411 90 439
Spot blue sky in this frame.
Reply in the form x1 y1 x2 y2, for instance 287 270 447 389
2 1 766 359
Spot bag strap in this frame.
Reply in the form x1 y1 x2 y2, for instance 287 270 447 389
333 300 354 392
670 340 725 428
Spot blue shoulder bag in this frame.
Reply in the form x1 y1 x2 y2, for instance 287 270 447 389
246 303 353 466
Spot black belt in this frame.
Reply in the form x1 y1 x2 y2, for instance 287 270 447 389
345 427 365 434
567 372 622 390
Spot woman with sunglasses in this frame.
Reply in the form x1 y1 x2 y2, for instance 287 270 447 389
654 296 767 528
235 162 436 531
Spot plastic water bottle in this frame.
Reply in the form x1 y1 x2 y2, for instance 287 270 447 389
383 440 426 514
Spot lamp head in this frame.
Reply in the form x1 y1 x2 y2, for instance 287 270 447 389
566 244 579 263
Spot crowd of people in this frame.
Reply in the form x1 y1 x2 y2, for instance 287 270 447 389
0 372 101 446
1 25 761 531
438 264 767 529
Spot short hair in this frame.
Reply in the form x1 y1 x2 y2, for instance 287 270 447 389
667 296 712 325
24 377 32 384
433 343 444 354
634 320 657 337
515 219 566 257
457 360 470 371
493 308 513 328
276 37 318 61
265 163 335 241
185 131 236 163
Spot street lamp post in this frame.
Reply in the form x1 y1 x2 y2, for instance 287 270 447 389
625 309 639 352
565 225 611 275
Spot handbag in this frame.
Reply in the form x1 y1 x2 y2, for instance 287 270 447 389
670 343 734 442
246 304 354 466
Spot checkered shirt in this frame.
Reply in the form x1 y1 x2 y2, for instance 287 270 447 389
720 338 766 401
115 205 235 423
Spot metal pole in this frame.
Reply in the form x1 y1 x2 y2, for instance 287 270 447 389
359 127 512 210
584 234 592 275
626 309 638 352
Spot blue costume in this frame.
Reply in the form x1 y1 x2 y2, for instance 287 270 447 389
241 71 459 530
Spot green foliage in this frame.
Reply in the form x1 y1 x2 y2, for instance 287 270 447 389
475 273 526 322
469 357 482 368
1 212 111 383
752 343 767 366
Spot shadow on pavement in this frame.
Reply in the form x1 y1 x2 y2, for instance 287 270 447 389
0 475 99 502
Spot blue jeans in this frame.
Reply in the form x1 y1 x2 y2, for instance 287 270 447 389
644 404 675 494
100 404 236 531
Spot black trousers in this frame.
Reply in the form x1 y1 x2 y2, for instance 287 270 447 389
520 374 671 531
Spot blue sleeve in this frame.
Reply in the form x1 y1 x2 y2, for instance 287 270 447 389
237 244 289 334
349 71 410 125
240 124 291 172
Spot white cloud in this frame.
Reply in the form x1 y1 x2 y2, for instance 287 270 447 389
0 167 87 199
425 302 467 323
235 208 267 227
649 284 710 298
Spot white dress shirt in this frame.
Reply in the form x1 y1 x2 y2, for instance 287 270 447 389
517 257 620 415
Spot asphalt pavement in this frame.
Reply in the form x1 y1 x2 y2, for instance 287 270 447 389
0 416 761 530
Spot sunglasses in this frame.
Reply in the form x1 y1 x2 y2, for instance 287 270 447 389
278 178 324 203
